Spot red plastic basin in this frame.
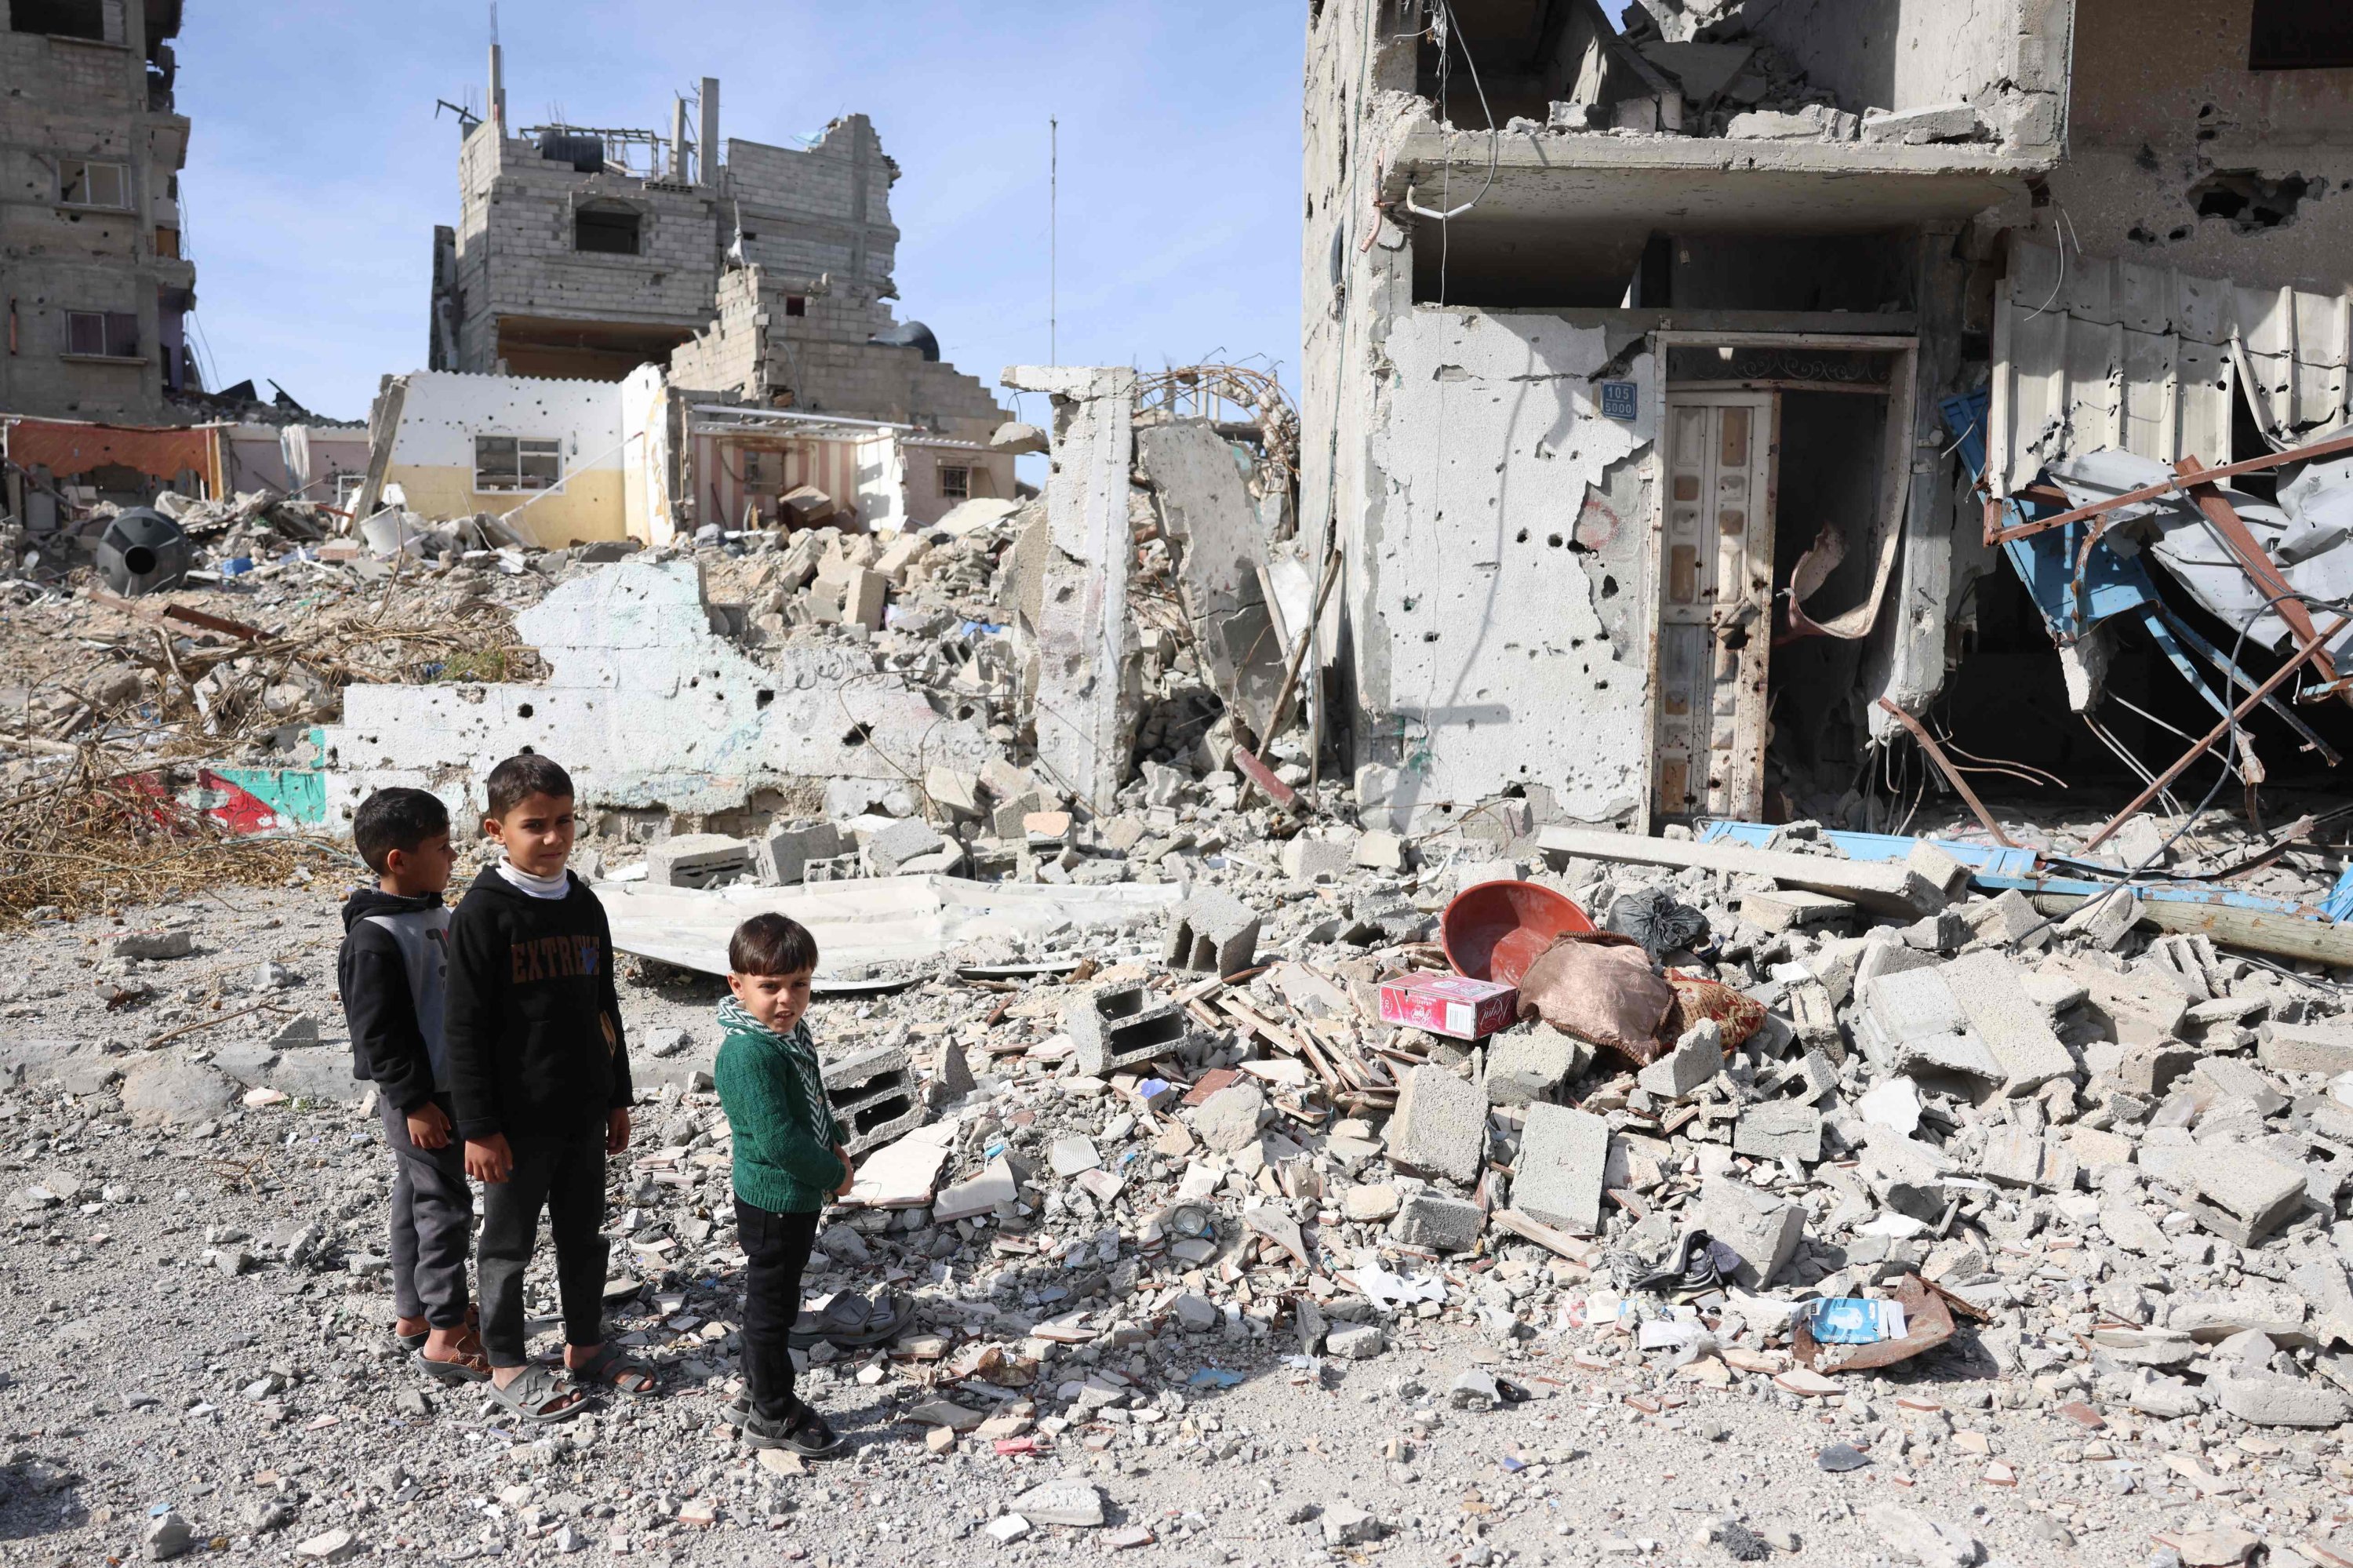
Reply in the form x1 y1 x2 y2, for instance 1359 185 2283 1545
1442 879 1595 988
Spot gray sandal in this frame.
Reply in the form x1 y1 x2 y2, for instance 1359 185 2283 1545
486 1364 587 1424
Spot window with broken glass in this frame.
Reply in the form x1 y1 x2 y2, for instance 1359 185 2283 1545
938 464 971 500
474 436 562 492
59 159 129 209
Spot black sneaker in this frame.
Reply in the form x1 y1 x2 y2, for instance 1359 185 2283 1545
743 1405 843 1458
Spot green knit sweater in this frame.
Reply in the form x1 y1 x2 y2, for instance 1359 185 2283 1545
713 998 849 1215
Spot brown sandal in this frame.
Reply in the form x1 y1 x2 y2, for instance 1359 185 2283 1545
415 1325 491 1384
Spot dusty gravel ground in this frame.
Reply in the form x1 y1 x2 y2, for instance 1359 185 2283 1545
0 881 2342 1568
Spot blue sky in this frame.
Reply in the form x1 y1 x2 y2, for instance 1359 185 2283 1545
175 3 1308 425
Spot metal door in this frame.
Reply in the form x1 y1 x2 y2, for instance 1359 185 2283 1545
1654 391 1778 820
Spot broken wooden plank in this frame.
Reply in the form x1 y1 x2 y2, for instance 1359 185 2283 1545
1533 824 1960 916
1489 1207 1600 1264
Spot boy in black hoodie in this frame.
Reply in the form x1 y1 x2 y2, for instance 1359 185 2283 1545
339 788 486 1382
446 754 653 1423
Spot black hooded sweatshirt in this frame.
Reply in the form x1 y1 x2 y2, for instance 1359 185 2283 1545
443 865 632 1144
338 886 451 1115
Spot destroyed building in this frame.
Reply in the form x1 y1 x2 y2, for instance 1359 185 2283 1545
1301 0 2353 837
427 50 1008 450
0 0 198 421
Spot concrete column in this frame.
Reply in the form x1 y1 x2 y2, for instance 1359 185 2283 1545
699 78 720 187
1002 364 1139 813
1870 228 1969 733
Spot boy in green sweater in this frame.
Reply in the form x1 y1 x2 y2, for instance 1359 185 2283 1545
715 912 851 1457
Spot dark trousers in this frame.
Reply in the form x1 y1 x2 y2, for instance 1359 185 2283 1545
380 1092 474 1330
477 1125 609 1368
736 1197 819 1421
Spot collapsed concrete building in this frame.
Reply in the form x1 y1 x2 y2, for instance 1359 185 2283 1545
1302 0 2353 839
0 0 197 421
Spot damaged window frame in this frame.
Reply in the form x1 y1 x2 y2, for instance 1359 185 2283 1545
938 464 971 501
58 158 130 210
473 435 564 493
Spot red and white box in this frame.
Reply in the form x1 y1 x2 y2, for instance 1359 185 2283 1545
1377 973 1519 1041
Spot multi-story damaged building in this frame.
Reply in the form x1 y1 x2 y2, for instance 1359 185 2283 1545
427 51 1007 451
1304 0 2353 837
0 0 197 421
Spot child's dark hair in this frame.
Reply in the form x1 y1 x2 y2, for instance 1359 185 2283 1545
353 788 450 874
730 912 819 976
485 752 574 820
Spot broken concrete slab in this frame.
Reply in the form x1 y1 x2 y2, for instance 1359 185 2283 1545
1635 1020 1722 1101
1733 1100 1824 1164
1855 966 2001 1081
1533 827 1956 918
1389 1189 1486 1252
1133 418 1284 738
2260 1020 2353 1078
1739 887 1855 934
1485 1024 1588 1107
2173 1146 2308 1246
1002 365 1139 814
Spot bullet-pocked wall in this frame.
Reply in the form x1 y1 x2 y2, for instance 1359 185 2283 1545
2042 0 2353 297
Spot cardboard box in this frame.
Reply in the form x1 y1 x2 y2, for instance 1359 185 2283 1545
1378 973 1519 1041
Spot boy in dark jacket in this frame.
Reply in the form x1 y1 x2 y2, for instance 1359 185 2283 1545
446 754 653 1423
339 787 485 1382
715 912 851 1456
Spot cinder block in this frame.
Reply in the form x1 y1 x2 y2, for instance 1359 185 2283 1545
2260 1021 2353 1078
752 820 842 886
1067 984 1187 1077
1387 1064 1486 1185
1700 1177 1803 1287
1164 887 1260 977
1636 1021 1722 1101
646 833 753 890
1513 1103 1609 1234
1740 889 1854 934
1733 1101 1823 1163
2174 1146 2307 1246
867 817 947 875
1940 950 2075 1096
1282 832 1357 882
821 1042 922 1155
1388 1190 1485 1252
1486 1024 1588 1107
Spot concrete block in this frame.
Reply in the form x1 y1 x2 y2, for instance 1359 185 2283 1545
867 817 947 875
1733 1101 1823 1163
1636 1020 1722 1101
1740 889 1854 934
646 833 753 890
751 820 841 886
2174 1146 2308 1246
1282 831 1358 882
1067 984 1187 1077
1781 978 1845 1061
1856 966 2001 1081
1325 1322 1384 1359
2260 1021 2353 1078
924 765 984 820
2059 889 2143 950
820 1042 922 1155
1388 1190 1485 1252
2216 1371 2352 1429
1974 1126 2077 1191
1940 950 2076 1096
811 566 886 631
2111 1045 2198 1097
1860 101 1984 144
1486 1024 1589 1106
1163 887 1260 977
989 790 1044 839
1387 1064 1487 1185
1353 830 1407 872
1513 1103 1609 1233
1962 888 2048 950
1700 1177 1803 1287
2195 1056 2287 1116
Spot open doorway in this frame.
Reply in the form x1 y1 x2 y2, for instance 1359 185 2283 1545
1650 337 1916 824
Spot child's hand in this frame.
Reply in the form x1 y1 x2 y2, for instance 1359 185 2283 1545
607 1106 632 1155
406 1101 453 1150
832 1144 855 1199
464 1133 514 1184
